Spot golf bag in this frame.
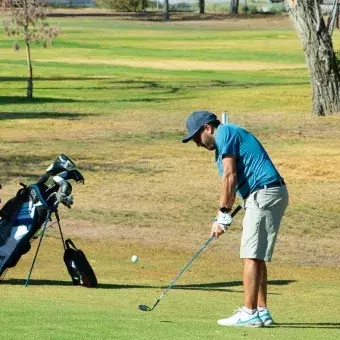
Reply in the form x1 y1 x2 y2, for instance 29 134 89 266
0 154 85 283
64 238 97 288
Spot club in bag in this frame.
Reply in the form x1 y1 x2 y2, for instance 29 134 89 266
139 204 242 312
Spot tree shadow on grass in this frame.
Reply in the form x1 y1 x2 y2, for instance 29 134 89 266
116 96 190 103
0 77 310 92
0 279 295 293
0 154 62 184
0 111 90 120
169 280 295 293
0 96 83 105
105 79 310 91
0 279 158 289
275 323 340 329
0 76 109 82
174 279 295 289
0 96 98 106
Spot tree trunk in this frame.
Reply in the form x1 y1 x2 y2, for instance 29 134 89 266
199 0 205 14
141 0 148 10
164 0 169 20
229 0 239 15
288 0 340 116
25 35 33 99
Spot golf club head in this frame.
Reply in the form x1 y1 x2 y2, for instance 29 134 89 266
139 304 152 312
58 169 85 184
46 154 76 175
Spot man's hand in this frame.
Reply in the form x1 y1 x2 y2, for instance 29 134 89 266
211 221 228 238
216 210 233 225
211 210 233 238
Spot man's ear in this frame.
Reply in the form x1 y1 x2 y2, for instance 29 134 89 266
204 124 213 133
205 124 214 133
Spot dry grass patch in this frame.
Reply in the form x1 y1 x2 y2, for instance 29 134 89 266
38 58 306 71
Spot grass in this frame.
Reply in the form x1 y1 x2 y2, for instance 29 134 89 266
0 13 340 339
1 241 340 340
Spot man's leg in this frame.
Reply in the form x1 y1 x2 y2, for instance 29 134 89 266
257 261 267 308
218 259 264 327
256 262 275 325
243 258 265 310
242 186 288 310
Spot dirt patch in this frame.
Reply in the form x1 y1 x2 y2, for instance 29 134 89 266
53 219 340 268
40 57 304 71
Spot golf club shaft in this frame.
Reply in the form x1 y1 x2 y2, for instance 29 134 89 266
151 234 215 309
150 204 242 310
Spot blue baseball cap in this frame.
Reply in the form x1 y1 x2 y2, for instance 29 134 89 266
182 111 218 143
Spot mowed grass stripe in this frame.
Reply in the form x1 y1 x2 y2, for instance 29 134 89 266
0 17 306 63
0 41 305 64
0 59 309 85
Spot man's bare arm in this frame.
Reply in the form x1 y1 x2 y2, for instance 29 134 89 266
219 155 237 209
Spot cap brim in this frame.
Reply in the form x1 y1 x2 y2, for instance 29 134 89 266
182 134 193 143
182 126 201 143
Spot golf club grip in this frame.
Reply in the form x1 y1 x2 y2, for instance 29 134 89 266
231 204 242 217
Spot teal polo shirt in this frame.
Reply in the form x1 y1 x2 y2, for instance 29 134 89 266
215 124 283 199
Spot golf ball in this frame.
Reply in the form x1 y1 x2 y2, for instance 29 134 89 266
131 255 139 263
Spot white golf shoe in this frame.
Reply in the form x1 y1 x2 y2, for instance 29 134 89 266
217 307 263 328
258 307 274 326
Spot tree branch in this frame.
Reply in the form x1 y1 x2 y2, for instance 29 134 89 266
327 0 339 36
314 0 322 32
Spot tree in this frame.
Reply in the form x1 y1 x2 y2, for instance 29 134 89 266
2 0 60 99
287 0 340 116
96 0 147 11
164 0 169 20
229 0 239 15
199 0 205 14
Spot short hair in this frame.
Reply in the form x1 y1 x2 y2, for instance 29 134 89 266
209 119 221 128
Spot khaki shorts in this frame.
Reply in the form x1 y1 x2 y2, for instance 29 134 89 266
240 186 289 262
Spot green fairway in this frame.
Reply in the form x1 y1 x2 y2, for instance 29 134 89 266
0 13 340 339
1 245 340 340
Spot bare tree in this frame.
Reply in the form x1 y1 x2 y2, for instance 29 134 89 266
199 0 205 14
2 0 60 99
287 0 340 116
164 0 169 20
229 0 239 15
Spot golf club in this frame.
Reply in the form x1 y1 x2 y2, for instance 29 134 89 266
139 204 242 312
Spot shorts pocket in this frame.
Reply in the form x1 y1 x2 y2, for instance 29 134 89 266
254 188 283 210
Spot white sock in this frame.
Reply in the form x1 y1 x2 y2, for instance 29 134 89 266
257 307 268 312
242 306 257 315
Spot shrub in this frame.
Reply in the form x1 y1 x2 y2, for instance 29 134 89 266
96 0 148 11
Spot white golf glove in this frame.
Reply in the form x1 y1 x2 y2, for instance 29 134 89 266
216 210 233 226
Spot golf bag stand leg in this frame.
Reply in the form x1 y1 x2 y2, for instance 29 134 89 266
55 210 66 251
25 209 53 287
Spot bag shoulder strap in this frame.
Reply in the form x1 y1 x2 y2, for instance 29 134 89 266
65 238 77 250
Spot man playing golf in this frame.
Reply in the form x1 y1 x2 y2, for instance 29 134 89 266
182 111 288 327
